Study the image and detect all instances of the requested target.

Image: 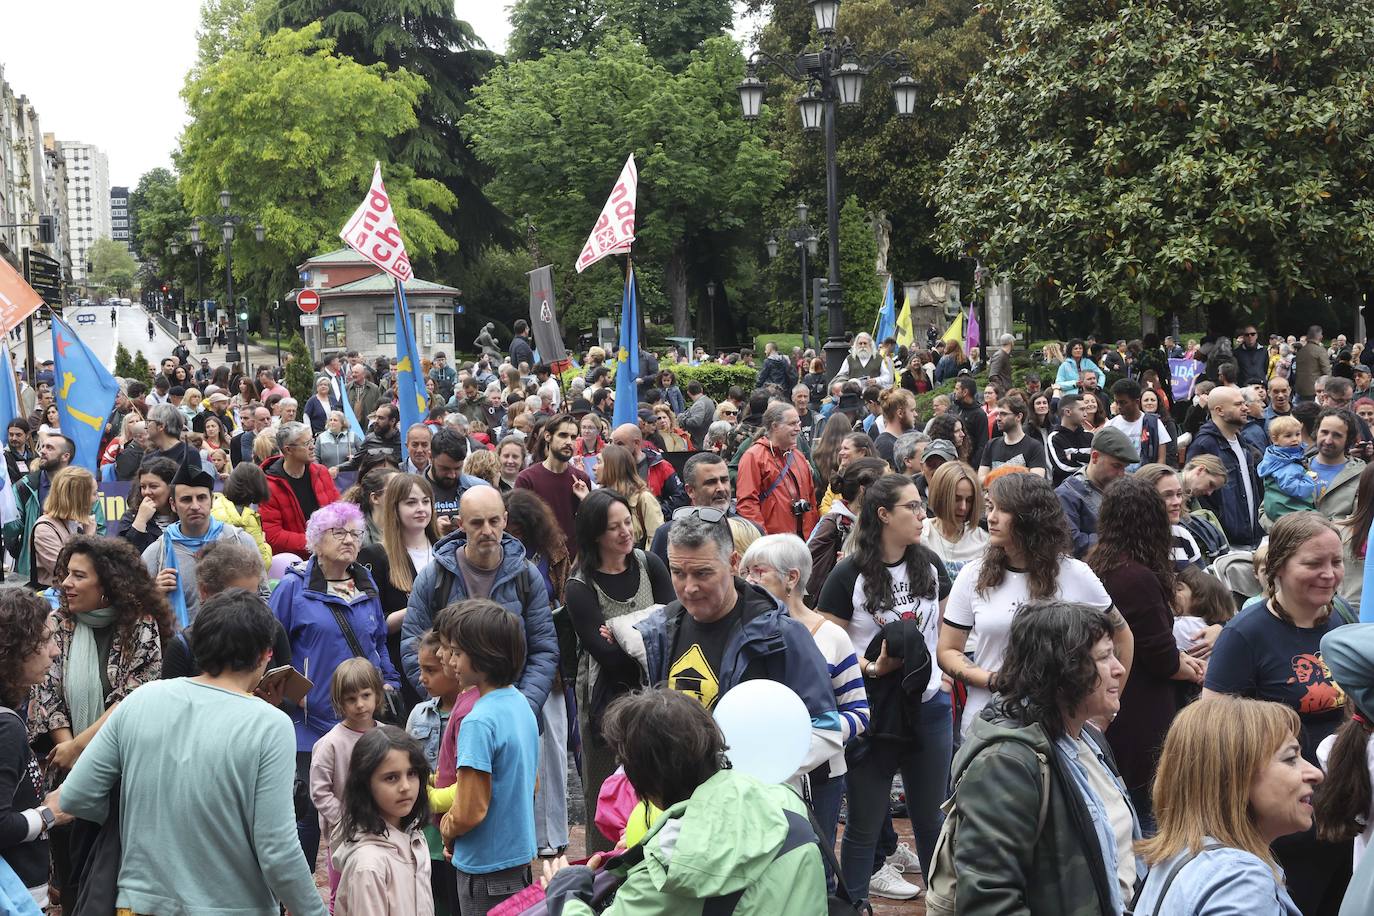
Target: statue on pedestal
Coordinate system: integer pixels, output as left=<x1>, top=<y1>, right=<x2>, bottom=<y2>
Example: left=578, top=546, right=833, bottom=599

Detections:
left=474, top=322, right=500, bottom=359
left=870, top=209, right=892, bottom=276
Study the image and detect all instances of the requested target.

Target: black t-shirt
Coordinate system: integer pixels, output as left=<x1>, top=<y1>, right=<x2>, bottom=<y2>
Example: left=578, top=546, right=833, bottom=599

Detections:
left=874, top=431, right=898, bottom=469
left=0, top=712, right=46, bottom=887
left=284, top=465, right=320, bottom=521
left=668, top=589, right=746, bottom=710
left=982, top=434, right=1047, bottom=473
left=161, top=619, right=293, bottom=679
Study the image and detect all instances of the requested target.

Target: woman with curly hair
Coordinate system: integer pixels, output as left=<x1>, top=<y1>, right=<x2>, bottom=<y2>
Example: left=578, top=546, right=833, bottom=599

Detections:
left=927, top=412, right=971, bottom=465
left=816, top=473, right=953, bottom=903
left=0, top=587, right=65, bottom=904
left=938, top=473, right=1132, bottom=738
left=1086, top=475, right=1206, bottom=829
left=29, top=536, right=172, bottom=899
left=943, top=600, right=1140, bottom=916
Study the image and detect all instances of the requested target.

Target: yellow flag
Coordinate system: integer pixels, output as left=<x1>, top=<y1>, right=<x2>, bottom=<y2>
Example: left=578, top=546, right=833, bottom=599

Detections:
left=940, top=310, right=964, bottom=343
left=895, top=292, right=915, bottom=348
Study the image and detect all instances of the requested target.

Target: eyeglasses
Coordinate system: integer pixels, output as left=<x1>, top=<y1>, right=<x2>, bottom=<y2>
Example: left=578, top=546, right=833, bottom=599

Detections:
left=896, top=500, right=926, bottom=517
left=674, top=506, right=726, bottom=523
left=327, top=528, right=364, bottom=542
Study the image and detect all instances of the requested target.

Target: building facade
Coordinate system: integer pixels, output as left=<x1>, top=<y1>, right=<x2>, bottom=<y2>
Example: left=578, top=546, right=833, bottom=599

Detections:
left=41, top=135, right=72, bottom=282
left=296, top=248, right=461, bottom=362
left=59, top=140, right=111, bottom=284
left=0, top=65, right=51, bottom=271
left=110, top=185, right=130, bottom=249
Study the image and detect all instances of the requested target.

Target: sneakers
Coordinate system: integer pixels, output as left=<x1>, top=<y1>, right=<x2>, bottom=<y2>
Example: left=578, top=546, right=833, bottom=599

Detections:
left=886, top=841, right=922, bottom=876
left=868, top=863, right=923, bottom=900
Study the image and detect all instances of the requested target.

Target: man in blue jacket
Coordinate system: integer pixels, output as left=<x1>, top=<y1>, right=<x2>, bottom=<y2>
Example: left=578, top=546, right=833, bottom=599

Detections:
left=1187, top=385, right=1264, bottom=548
left=638, top=508, right=842, bottom=778
left=400, top=485, right=557, bottom=722
left=1056, top=427, right=1138, bottom=558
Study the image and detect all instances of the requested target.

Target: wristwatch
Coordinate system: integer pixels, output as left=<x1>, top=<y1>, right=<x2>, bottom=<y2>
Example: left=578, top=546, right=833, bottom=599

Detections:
left=37, top=806, right=55, bottom=833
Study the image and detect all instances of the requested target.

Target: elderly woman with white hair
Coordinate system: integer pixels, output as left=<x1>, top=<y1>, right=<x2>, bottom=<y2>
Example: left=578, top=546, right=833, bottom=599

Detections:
left=740, top=533, right=869, bottom=857
left=834, top=332, right=894, bottom=389
left=269, top=498, right=400, bottom=874
left=314, top=410, right=358, bottom=469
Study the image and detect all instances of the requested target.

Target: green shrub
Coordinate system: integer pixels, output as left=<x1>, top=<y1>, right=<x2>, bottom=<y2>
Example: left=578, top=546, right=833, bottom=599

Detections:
left=114, top=344, right=132, bottom=379
left=128, top=350, right=154, bottom=386
left=283, top=334, right=316, bottom=405
left=559, top=360, right=758, bottom=403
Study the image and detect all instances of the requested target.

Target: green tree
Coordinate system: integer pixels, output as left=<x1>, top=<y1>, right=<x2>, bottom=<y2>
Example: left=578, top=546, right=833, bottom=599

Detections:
left=265, top=0, right=509, bottom=266
left=838, top=195, right=883, bottom=335
left=114, top=344, right=132, bottom=379
left=130, top=168, right=189, bottom=266
left=932, top=0, right=1374, bottom=333
left=283, top=334, right=316, bottom=403
left=465, top=34, right=787, bottom=336
left=129, top=351, right=155, bottom=386
left=508, top=0, right=731, bottom=70
left=176, top=23, right=457, bottom=325
left=88, top=239, right=137, bottom=297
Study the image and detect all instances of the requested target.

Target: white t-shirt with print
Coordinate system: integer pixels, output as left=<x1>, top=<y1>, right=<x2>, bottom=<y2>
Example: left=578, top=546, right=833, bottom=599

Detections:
left=943, top=554, right=1112, bottom=735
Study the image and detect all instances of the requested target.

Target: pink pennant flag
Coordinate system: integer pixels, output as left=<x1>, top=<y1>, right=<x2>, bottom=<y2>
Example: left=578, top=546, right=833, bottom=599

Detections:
left=576, top=155, right=638, bottom=273
left=340, top=162, right=414, bottom=283
left=966, top=305, right=981, bottom=353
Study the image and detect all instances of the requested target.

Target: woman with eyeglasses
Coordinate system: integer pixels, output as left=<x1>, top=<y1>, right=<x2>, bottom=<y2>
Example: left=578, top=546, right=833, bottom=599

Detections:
left=269, top=499, right=401, bottom=876
left=260, top=420, right=341, bottom=557
left=565, top=488, right=675, bottom=853
left=816, top=473, right=953, bottom=904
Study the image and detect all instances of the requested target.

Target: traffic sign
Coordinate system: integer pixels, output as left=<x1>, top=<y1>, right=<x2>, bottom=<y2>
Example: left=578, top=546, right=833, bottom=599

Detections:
left=297, top=289, right=321, bottom=313
left=299, top=313, right=319, bottom=326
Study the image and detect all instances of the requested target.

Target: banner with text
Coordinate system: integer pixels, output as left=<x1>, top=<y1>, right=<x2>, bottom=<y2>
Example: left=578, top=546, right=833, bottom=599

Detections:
left=1168, top=358, right=1205, bottom=401
left=339, top=162, right=414, bottom=282
left=576, top=155, right=638, bottom=273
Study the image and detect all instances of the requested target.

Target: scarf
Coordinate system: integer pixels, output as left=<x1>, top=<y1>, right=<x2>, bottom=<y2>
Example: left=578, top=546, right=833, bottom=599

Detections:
left=162, top=517, right=226, bottom=628
left=64, top=606, right=119, bottom=736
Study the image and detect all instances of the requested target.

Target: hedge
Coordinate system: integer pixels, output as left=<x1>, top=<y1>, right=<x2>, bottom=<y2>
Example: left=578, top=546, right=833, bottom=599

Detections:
left=560, top=361, right=758, bottom=403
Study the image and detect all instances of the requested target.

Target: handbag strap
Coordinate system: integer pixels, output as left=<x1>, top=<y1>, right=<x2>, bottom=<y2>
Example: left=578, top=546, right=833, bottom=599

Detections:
left=1127, top=843, right=1223, bottom=916
left=327, top=599, right=367, bottom=660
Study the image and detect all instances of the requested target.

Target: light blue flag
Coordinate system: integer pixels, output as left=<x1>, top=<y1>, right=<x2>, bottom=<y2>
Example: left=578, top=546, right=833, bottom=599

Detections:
left=0, top=347, right=17, bottom=437
left=52, top=316, right=119, bottom=474
left=874, top=277, right=897, bottom=344
left=335, top=368, right=366, bottom=442
left=614, top=266, right=639, bottom=428
left=393, top=281, right=427, bottom=461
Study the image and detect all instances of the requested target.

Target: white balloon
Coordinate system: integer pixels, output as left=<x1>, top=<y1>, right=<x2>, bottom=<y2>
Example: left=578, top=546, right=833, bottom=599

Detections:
left=713, top=680, right=811, bottom=785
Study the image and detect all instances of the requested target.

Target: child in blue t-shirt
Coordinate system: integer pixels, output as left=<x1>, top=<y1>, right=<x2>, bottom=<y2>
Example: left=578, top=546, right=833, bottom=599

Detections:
left=435, top=599, right=538, bottom=916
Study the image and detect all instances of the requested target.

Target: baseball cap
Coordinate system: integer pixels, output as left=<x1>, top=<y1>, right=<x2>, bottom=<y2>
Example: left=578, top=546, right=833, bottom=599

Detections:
left=1091, top=427, right=1140, bottom=464
left=923, top=440, right=959, bottom=465
left=1356, top=364, right=1371, bottom=377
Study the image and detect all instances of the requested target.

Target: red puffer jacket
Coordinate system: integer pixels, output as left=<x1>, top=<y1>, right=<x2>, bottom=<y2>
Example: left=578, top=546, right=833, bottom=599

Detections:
left=260, top=455, right=341, bottom=555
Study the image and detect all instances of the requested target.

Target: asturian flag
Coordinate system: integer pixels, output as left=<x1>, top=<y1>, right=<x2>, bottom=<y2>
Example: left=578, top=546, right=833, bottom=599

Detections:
left=52, top=316, right=120, bottom=474
left=613, top=267, right=640, bottom=428
left=392, top=287, right=428, bottom=461
left=576, top=155, right=638, bottom=273
left=874, top=277, right=897, bottom=344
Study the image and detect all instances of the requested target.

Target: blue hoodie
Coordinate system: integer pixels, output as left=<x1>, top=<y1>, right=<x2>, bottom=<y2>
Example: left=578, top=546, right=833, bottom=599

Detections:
left=270, top=557, right=400, bottom=752
left=400, top=530, right=557, bottom=723
left=1257, top=443, right=1316, bottom=504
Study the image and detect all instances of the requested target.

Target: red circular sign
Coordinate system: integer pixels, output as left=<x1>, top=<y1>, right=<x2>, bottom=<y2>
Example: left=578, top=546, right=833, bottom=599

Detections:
left=297, top=289, right=321, bottom=313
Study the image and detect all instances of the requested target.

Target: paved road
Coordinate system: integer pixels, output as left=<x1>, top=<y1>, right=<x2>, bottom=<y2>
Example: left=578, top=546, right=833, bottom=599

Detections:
left=8, top=304, right=180, bottom=373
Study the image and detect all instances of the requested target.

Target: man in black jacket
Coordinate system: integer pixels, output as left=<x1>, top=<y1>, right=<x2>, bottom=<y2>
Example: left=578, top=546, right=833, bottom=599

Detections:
left=950, top=376, right=990, bottom=467
left=1233, top=324, right=1268, bottom=386
left=510, top=319, right=535, bottom=370
left=338, top=403, right=402, bottom=473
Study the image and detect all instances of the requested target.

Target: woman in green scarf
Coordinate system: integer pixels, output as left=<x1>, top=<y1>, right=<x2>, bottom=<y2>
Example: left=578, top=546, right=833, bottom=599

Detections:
left=26, top=535, right=173, bottom=904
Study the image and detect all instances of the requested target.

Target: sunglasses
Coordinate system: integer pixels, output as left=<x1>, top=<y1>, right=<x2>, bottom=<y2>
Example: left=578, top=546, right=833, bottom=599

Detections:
left=673, top=506, right=726, bottom=523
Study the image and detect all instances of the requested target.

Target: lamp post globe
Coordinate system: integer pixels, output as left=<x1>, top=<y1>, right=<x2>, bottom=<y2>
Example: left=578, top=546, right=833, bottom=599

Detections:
left=737, top=73, right=766, bottom=121
left=835, top=62, right=865, bottom=107
left=766, top=236, right=779, bottom=260
left=891, top=74, right=920, bottom=117
left=798, top=87, right=824, bottom=132
left=811, top=0, right=839, bottom=33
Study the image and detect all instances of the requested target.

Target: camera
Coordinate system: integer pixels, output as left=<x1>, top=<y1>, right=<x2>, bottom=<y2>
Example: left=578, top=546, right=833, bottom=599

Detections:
left=791, top=499, right=813, bottom=517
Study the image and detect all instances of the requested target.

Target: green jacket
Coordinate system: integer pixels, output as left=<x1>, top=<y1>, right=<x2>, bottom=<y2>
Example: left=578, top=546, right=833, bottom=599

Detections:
left=949, top=714, right=1119, bottom=916
left=545, top=770, right=828, bottom=916
left=1316, top=456, right=1366, bottom=522
left=2, top=469, right=106, bottom=580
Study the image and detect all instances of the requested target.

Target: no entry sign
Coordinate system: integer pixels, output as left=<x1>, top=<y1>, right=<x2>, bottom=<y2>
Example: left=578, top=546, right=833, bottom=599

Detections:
left=297, top=289, right=321, bottom=313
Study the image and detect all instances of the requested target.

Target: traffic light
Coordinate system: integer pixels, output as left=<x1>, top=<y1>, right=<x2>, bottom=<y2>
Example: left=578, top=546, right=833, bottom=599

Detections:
left=38, top=215, right=56, bottom=245
left=161, top=284, right=169, bottom=294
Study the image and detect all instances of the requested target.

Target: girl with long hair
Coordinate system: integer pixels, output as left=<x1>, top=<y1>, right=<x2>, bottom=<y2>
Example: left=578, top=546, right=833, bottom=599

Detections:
left=333, top=725, right=433, bottom=916
left=806, top=456, right=887, bottom=600
left=816, top=474, right=953, bottom=904
left=1338, top=461, right=1374, bottom=613
left=201, top=414, right=232, bottom=455
left=810, top=418, right=852, bottom=506
left=922, top=460, right=990, bottom=580
left=927, top=413, right=971, bottom=465
left=934, top=339, right=967, bottom=384
left=938, top=473, right=1128, bottom=738
left=652, top=403, right=692, bottom=451
left=341, top=466, right=400, bottom=549
left=1203, top=511, right=1354, bottom=911
left=1055, top=338, right=1095, bottom=396
left=1133, top=697, right=1320, bottom=913
left=595, top=444, right=664, bottom=550
left=1317, top=624, right=1374, bottom=877
left=563, top=489, right=673, bottom=854
left=359, top=473, right=440, bottom=713
left=1086, top=475, right=1205, bottom=828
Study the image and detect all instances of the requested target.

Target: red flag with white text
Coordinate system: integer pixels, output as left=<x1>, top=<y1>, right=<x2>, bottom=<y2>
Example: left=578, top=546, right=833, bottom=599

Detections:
left=339, top=162, right=414, bottom=283
left=575, top=155, right=638, bottom=273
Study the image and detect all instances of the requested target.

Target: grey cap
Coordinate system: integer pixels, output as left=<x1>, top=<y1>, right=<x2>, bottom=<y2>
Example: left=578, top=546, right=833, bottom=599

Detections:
left=923, top=439, right=959, bottom=465
left=1091, top=426, right=1140, bottom=464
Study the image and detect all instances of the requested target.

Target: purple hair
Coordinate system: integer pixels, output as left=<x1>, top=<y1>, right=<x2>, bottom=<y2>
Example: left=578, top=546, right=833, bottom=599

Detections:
left=305, top=500, right=366, bottom=552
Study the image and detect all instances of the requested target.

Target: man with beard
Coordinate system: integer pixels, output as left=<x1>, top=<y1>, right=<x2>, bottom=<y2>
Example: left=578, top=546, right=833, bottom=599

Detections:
left=143, top=462, right=264, bottom=626
left=515, top=413, right=591, bottom=555
left=648, top=452, right=760, bottom=563
left=5, top=417, right=31, bottom=485
left=338, top=403, right=402, bottom=473
left=834, top=332, right=893, bottom=389
left=428, top=426, right=491, bottom=535
left=230, top=406, right=270, bottom=468
left=399, top=485, right=557, bottom=722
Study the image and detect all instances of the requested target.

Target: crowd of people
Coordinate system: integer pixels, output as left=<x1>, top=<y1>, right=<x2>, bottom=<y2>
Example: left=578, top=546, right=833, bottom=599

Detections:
left=2, top=318, right=1374, bottom=916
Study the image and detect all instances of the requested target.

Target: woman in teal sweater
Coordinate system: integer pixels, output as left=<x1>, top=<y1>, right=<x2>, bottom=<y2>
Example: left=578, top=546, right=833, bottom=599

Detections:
left=1056, top=339, right=1097, bottom=396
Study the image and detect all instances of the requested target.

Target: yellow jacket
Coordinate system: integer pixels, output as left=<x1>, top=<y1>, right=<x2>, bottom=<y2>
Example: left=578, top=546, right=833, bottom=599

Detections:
left=211, top=492, right=272, bottom=570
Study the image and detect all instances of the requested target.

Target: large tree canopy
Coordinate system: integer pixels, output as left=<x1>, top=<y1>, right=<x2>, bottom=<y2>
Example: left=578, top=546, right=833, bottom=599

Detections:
left=176, top=23, right=456, bottom=317
left=264, top=0, right=508, bottom=266
left=932, top=0, right=1374, bottom=330
left=508, top=0, right=732, bottom=71
left=464, top=33, right=788, bottom=336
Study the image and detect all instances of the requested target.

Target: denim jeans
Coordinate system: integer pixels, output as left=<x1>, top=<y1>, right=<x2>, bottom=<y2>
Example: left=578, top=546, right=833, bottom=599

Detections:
left=534, top=688, right=570, bottom=851
left=810, top=772, right=847, bottom=887
left=840, top=691, right=953, bottom=903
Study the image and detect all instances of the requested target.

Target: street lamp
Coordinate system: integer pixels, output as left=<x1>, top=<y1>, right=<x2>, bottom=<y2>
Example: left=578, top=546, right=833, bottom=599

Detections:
left=737, top=0, right=918, bottom=376
left=168, top=240, right=189, bottom=334
left=768, top=201, right=820, bottom=350
left=706, top=280, right=718, bottom=352
left=191, top=190, right=265, bottom=367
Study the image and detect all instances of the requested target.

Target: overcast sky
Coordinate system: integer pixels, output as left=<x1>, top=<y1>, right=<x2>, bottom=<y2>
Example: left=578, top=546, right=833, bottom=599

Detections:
left=0, top=2, right=515, bottom=188
left=0, top=3, right=760, bottom=190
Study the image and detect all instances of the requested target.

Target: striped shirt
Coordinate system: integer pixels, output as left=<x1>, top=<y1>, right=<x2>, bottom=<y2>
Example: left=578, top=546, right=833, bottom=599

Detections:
left=807, top=617, right=870, bottom=778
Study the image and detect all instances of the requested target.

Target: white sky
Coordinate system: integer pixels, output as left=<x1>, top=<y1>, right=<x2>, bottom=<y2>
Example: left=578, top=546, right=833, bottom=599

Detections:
left=0, top=2, right=759, bottom=189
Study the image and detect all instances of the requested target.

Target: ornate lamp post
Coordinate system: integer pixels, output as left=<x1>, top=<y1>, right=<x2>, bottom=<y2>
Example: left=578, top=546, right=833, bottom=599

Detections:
left=768, top=201, right=821, bottom=350
left=738, top=0, right=919, bottom=376
left=190, top=190, right=264, bottom=365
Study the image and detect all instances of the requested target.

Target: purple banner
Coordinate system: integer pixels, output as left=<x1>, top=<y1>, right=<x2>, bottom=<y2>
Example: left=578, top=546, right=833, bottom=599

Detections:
left=1168, top=358, right=1204, bottom=401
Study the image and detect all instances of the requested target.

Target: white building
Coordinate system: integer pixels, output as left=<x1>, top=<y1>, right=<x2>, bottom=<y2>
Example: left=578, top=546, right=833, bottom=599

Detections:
left=59, top=140, right=111, bottom=283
